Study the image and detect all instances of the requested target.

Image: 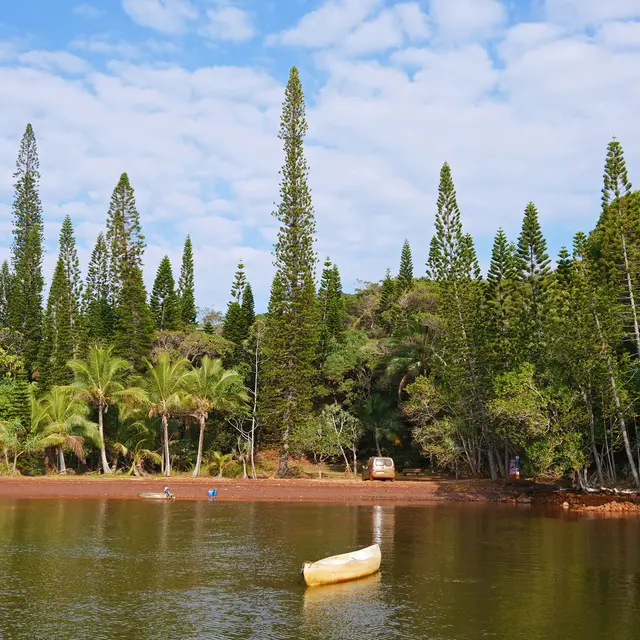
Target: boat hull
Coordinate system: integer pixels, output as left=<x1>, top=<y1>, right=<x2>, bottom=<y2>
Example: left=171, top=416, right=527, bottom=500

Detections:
left=302, top=544, right=381, bottom=587
left=137, top=492, right=174, bottom=500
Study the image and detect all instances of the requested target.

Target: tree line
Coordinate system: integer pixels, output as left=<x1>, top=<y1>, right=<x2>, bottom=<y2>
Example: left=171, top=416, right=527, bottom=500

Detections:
left=1, top=67, right=640, bottom=487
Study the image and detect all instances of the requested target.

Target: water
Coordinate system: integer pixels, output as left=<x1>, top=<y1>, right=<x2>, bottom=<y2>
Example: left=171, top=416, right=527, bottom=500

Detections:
left=1, top=499, right=639, bottom=639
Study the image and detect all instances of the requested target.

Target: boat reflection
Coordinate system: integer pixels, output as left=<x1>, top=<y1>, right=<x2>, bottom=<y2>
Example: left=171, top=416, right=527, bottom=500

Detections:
left=303, top=571, right=382, bottom=608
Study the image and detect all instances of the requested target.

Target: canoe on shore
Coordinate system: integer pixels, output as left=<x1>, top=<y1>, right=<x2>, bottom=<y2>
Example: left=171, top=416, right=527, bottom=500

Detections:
left=137, top=492, right=175, bottom=501
left=302, top=544, right=381, bottom=587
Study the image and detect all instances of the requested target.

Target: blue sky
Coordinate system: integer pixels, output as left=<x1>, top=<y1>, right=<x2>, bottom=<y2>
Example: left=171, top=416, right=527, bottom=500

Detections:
left=1, top=0, right=640, bottom=313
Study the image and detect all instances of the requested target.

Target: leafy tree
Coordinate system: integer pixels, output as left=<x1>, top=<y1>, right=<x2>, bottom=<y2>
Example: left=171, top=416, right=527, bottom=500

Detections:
left=177, top=235, right=196, bottom=328
left=139, top=353, right=191, bottom=477
left=397, top=239, right=414, bottom=292
left=355, top=393, right=398, bottom=457
left=261, top=67, right=319, bottom=476
left=7, top=124, right=44, bottom=374
left=150, top=256, right=179, bottom=331
left=291, top=412, right=344, bottom=478
left=67, top=345, right=139, bottom=474
left=82, top=232, right=113, bottom=346
left=185, top=356, right=248, bottom=477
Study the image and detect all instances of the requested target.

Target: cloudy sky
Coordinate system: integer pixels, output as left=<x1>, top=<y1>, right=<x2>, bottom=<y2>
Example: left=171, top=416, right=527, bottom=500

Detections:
left=1, top=0, right=639, bottom=312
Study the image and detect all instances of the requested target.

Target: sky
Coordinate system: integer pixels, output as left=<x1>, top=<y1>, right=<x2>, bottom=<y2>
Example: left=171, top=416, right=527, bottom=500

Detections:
left=1, top=0, right=640, bottom=314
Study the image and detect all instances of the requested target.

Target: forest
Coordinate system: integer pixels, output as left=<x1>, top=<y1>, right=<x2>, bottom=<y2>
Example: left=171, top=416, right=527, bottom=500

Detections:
left=1, top=65, right=640, bottom=488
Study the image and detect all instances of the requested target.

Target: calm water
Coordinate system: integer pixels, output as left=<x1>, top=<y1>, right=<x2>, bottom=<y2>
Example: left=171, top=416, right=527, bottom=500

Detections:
left=1, top=499, right=639, bottom=639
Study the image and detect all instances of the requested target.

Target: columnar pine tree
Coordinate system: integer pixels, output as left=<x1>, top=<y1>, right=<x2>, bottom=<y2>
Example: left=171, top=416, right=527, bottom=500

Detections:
left=38, top=216, right=82, bottom=388
left=230, top=260, right=247, bottom=304
left=515, top=202, right=551, bottom=363
left=82, top=233, right=113, bottom=346
left=378, top=268, right=396, bottom=329
left=397, top=240, right=414, bottom=292
left=598, top=138, right=640, bottom=359
left=113, top=263, right=154, bottom=370
left=8, top=124, right=44, bottom=374
left=261, top=67, right=318, bottom=476
left=318, top=258, right=346, bottom=359
left=150, top=256, right=179, bottom=331
left=485, top=228, right=518, bottom=372
left=0, top=261, right=11, bottom=327
left=177, top=235, right=196, bottom=328
left=241, top=282, right=255, bottom=327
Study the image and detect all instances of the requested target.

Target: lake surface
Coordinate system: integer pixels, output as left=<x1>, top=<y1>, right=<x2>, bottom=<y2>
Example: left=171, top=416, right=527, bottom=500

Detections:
left=1, top=499, right=639, bottom=639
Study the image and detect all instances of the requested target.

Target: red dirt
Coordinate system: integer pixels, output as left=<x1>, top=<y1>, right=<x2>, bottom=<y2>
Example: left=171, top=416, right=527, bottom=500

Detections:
left=1, top=476, right=639, bottom=514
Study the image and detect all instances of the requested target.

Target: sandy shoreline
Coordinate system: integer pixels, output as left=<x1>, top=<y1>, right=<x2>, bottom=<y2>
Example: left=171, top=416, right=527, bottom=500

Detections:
left=1, top=476, right=639, bottom=513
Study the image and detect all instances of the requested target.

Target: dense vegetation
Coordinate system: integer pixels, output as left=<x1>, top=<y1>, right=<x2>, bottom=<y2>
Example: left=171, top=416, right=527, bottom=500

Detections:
left=2, top=68, right=640, bottom=487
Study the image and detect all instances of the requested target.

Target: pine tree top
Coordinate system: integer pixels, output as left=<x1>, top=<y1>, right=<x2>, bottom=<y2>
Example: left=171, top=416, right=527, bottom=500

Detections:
left=398, top=240, right=414, bottom=292
left=231, top=260, right=247, bottom=303
left=602, top=137, right=632, bottom=211
left=517, top=202, right=551, bottom=279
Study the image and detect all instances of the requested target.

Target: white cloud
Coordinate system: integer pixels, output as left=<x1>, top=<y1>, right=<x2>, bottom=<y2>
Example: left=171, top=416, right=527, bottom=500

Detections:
left=498, top=22, right=564, bottom=62
left=17, top=50, right=90, bottom=74
left=269, top=0, right=382, bottom=48
left=545, top=0, right=640, bottom=26
left=597, top=20, right=640, bottom=48
left=70, top=35, right=177, bottom=59
left=429, top=0, right=506, bottom=42
left=342, top=3, right=429, bottom=56
left=121, top=0, right=198, bottom=34
left=73, top=3, right=104, bottom=19
left=200, top=5, right=256, bottom=42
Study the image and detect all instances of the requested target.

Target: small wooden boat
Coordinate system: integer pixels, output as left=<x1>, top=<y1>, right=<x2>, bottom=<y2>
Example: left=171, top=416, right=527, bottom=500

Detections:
left=301, top=544, right=381, bottom=587
left=137, top=490, right=175, bottom=501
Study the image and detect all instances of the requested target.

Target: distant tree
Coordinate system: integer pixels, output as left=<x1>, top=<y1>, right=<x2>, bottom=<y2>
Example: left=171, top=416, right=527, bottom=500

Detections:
left=177, top=235, right=196, bottom=328
left=241, top=282, right=255, bottom=327
left=82, top=232, right=113, bottom=346
left=0, top=261, right=11, bottom=327
left=7, top=124, right=44, bottom=374
left=150, top=256, right=179, bottom=331
left=397, top=240, right=414, bottom=292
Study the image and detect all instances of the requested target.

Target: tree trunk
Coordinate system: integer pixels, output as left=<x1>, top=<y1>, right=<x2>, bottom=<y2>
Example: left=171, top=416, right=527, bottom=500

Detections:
left=398, top=373, right=410, bottom=403
left=620, top=228, right=640, bottom=358
left=277, top=424, right=290, bottom=477
left=243, top=458, right=248, bottom=479
left=12, top=451, right=18, bottom=474
left=352, top=445, right=358, bottom=475
left=250, top=415, right=257, bottom=480
left=582, top=387, right=604, bottom=487
left=162, top=414, right=171, bottom=477
left=318, top=462, right=322, bottom=479
left=487, top=446, right=498, bottom=480
left=58, top=448, right=67, bottom=474
left=192, top=414, right=206, bottom=478
left=97, top=404, right=111, bottom=474
left=4, top=447, right=9, bottom=467
left=374, top=430, right=382, bottom=457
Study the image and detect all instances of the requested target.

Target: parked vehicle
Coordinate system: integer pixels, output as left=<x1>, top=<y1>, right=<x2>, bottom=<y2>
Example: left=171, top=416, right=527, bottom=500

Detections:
left=362, top=457, right=395, bottom=481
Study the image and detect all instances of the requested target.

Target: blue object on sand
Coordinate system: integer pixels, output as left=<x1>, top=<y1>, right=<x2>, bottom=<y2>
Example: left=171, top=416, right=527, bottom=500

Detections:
left=207, top=489, right=217, bottom=497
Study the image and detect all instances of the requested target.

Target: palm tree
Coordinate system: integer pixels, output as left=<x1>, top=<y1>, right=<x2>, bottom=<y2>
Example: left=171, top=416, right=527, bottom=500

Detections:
left=356, top=394, right=398, bottom=457
left=205, top=451, right=236, bottom=478
left=385, top=315, right=441, bottom=402
left=0, top=399, right=47, bottom=475
left=37, top=387, right=101, bottom=473
left=140, top=352, right=191, bottom=477
left=185, top=356, right=248, bottom=477
left=67, top=345, right=141, bottom=474
left=110, top=420, right=161, bottom=476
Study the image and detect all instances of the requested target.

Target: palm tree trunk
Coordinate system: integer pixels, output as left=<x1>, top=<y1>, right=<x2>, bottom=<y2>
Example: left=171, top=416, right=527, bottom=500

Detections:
left=58, top=448, right=67, bottom=474
left=4, top=448, right=9, bottom=467
left=162, top=414, right=171, bottom=477
left=374, top=430, right=382, bottom=457
left=192, top=414, right=206, bottom=478
left=98, top=404, right=111, bottom=474
left=352, top=445, right=358, bottom=475
left=13, top=451, right=18, bottom=474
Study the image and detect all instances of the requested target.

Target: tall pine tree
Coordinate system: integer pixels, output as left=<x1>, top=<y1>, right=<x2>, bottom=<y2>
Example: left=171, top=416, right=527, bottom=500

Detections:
left=241, top=282, right=255, bottom=327
left=318, top=259, right=346, bottom=358
left=38, top=216, right=82, bottom=388
left=8, top=124, right=44, bottom=374
left=230, top=260, right=247, bottom=303
left=150, top=256, right=179, bottom=331
left=397, top=240, right=414, bottom=292
left=177, top=235, right=196, bottom=328
left=82, top=232, right=113, bottom=346
left=515, top=202, right=551, bottom=364
left=0, top=261, right=11, bottom=327
left=261, top=67, right=318, bottom=476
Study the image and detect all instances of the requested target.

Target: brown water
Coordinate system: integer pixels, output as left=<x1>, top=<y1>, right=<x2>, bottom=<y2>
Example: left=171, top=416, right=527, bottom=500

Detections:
left=0, top=499, right=639, bottom=639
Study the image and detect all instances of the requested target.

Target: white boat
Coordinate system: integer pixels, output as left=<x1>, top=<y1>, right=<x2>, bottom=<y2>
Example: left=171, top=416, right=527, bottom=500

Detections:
left=301, top=544, right=381, bottom=587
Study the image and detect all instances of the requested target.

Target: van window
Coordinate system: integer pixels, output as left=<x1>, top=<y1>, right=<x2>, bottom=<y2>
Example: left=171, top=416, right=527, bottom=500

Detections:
left=374, top=458, right=394, bottom=467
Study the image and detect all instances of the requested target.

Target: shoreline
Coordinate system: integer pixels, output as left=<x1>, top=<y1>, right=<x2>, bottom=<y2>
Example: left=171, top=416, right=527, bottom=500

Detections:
left=1, top=476, right=639, bottom=513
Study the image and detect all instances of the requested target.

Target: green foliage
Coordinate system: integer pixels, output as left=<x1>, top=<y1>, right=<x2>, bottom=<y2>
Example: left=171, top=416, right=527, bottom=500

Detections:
left=398, top=239, right=414, bottom=292
left=82, top=232, right=114, bottom=346
left=241, top=282, right=255, bottom=327
left=318, top=259, right=346, bottom=359
left=261, top=67, right=319, bottom=474
left=150, top=256, right=179, bottom=331
left=7, top=124, right=44, bottom=374
left=177, top=235, right=196, bottom=328
left=0, top=261, right=11, bottom=327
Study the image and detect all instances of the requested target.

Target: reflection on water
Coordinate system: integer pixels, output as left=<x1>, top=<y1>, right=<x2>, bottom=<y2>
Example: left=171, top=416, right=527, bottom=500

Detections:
left=1, top=500, right=640, bottom=639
